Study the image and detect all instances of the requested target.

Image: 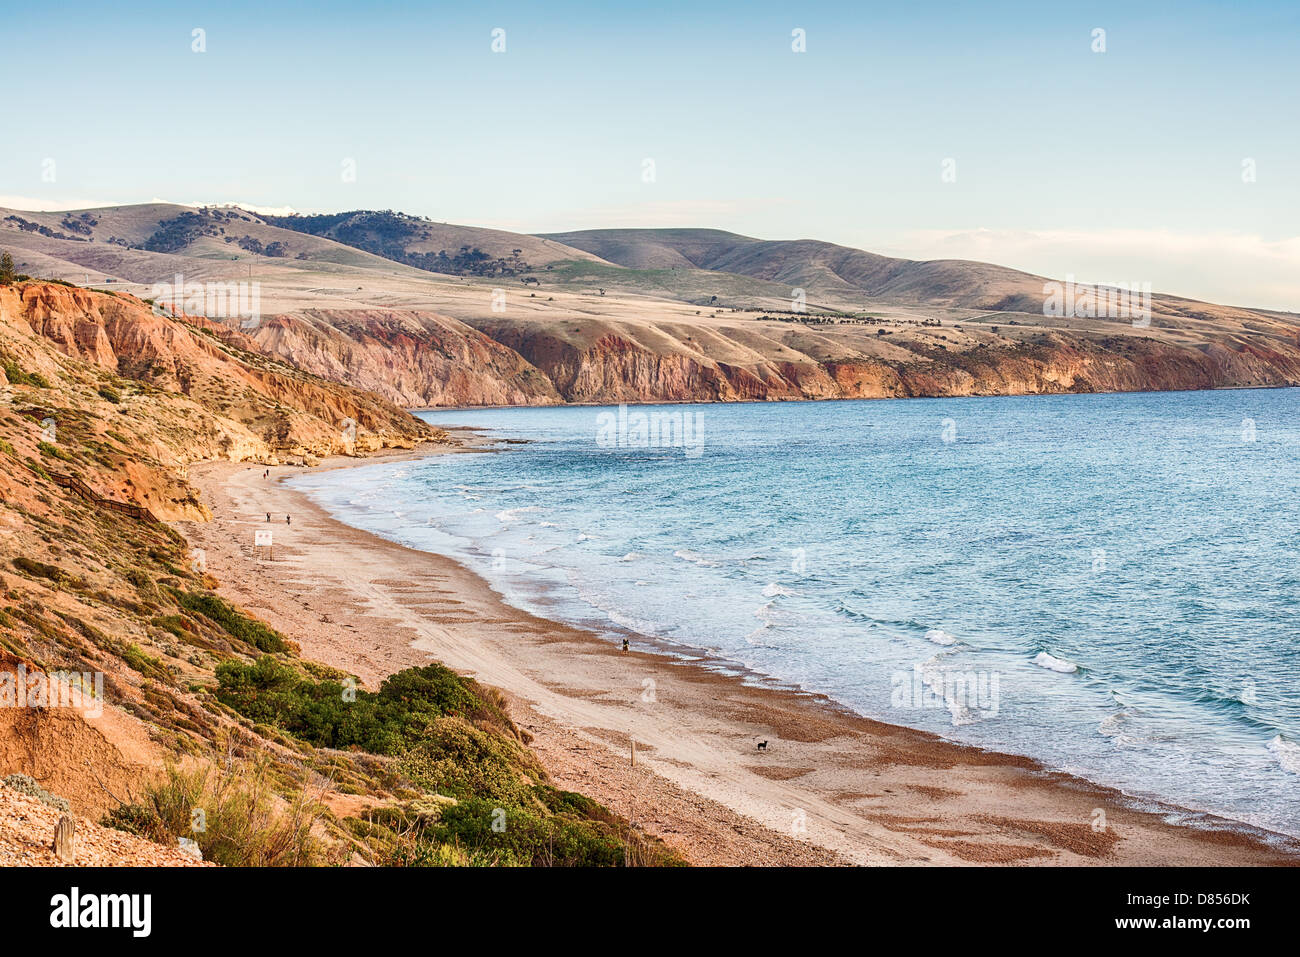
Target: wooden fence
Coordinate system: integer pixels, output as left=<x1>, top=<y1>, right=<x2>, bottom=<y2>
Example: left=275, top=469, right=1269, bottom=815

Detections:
left=49, top=471, right=162, bottom=525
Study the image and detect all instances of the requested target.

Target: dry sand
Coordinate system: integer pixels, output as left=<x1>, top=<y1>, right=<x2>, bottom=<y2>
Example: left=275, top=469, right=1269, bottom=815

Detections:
left=179, top=443, right=1300, bottom=866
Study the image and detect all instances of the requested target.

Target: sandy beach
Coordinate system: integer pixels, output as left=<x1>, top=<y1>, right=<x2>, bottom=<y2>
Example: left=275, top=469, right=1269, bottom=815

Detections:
left=179, top=440, right=1300, bottom=866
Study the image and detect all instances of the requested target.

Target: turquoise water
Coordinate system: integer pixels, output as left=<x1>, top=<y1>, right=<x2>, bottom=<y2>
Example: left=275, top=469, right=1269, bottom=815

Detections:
left=292, top=390, right=1300, bottom=837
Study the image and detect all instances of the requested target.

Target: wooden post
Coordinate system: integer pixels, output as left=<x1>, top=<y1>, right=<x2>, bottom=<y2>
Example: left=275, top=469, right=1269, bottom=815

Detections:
left=630, top=737, right=636, bottom=767
left=54, top=815, right=75, bottom=864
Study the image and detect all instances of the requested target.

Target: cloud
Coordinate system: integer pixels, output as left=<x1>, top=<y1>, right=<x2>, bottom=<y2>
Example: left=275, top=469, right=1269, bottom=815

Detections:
left=874, top=228, right=1300, bottom=313
left=0, top=195, right=122, bottom=212
left=0, top=196, right=300, bottom=218
left=167, top=199, right=300, bottom=217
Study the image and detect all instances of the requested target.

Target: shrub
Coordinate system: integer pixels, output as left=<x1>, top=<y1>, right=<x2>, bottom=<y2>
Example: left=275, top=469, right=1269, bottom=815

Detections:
left=429, top=797, right=628, bottom=867
left=121, top=643, right=167, bottom=679
left=102, top=755, right=327, bottom=866
left=214, top=659, right=511, bottom=756
left=397, top=717, right=542, bottom=806
left=380, top=838, right=504, bottom=867
left=12, top=556, right=64, bottom=582
left=150, top=615, right=194, bottom=639
left=0, top=356, right=49, bottom=388
left=2, top=773, right=71, bottom=812
left=173, top=590, right=286, bottom=653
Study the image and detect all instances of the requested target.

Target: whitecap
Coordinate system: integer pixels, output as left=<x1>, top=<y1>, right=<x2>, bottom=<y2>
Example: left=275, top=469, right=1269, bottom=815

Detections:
left=1032, top=651, right=1079, bottom=673
left=924, top=628, right=958, bottom=646
left=674, top=548, right=720, bottom=567
left=1267, top=736, right=1300, bottom=775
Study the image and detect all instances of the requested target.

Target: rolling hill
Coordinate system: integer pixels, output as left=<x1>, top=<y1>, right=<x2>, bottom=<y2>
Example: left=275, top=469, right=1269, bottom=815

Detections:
left=3, top=203, right=1299, bottom=407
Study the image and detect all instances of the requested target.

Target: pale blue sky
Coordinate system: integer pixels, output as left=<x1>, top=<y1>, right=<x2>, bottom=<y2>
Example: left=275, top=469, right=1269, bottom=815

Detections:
left=3, top=1, right=1298, bottom=308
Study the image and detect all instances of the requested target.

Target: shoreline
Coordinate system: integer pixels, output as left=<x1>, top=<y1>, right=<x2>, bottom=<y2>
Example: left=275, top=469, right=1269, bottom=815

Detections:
left=404, top=383, right=1300, bottom=414
left=180, top=443, right=1300, bottom=866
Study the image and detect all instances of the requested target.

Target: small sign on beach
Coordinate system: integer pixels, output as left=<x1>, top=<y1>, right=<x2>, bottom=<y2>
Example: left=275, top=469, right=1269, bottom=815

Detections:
left=254, top=529, right=273, bottom=560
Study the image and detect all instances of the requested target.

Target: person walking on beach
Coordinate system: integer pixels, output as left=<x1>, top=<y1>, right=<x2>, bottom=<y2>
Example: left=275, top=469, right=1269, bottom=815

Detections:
left=286, top=514, right=291, bottom=525
left=266, top=512, right=270, bottom=522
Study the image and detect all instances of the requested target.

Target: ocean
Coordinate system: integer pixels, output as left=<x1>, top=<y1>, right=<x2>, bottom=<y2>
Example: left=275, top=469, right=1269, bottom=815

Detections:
left=289, top=389, right=1300, bottom=837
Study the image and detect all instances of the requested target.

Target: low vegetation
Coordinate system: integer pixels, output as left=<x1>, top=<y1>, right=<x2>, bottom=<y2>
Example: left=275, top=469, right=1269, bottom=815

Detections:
left=172, top=590, right=288, bottom=653
left=103, top=750, right=332, bottom=866
left=214, top=657, right=681, bottom=866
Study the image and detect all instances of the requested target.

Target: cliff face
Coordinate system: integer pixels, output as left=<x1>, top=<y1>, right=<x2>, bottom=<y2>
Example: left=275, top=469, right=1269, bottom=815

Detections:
left=22, top=282, right=1296, bottom=416
left=246, top=309, right=561, bottom=408
left=466, top=322, right=1300, bottom=405
left=0, top=283, right=441, bottom=521
left=823, top=336, right=1300, bottom=399
left=2, top=284, right=434, bottom=461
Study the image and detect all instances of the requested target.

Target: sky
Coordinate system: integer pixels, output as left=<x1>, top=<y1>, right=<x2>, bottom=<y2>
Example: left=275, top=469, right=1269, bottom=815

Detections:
left=3, top=0, right=1298, bottom=309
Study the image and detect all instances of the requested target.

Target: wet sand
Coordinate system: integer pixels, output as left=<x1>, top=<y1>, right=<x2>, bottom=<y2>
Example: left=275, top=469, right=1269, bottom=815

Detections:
left=180, top=442, right=1300, bottom=866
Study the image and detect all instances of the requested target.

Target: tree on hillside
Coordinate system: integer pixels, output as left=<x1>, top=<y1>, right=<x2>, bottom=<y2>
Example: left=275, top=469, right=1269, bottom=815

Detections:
left=0, top=251, right=14, bottom=284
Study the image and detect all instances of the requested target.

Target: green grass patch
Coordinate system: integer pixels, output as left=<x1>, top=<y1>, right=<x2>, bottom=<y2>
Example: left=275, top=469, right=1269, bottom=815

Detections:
left=37, top=441, right=72, bottom=461
left=172, top=590, right=287, bottom=653
left=1, top=356, right=50, bottom=388
left=12, top=556, right=64, bottom=582
left=121, top=643, right=167, bottom=679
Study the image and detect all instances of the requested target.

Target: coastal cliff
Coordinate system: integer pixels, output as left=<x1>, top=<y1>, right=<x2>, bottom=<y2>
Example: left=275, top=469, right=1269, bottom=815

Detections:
left=246, top=306, right=1300, bottom=407
left=1, top=283, right=434, bottom=481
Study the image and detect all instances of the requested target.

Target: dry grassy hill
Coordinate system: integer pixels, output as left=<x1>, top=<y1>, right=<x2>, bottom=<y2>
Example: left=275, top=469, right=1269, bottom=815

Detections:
left=3, top=204, right=1299, bottom=408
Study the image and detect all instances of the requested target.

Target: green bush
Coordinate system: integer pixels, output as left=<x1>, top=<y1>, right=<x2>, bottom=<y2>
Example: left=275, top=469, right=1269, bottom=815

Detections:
left=398, top=717, right=542, bottom=806
left=0, top=356, right=49, bottom=388
left=429, top=798, right=629, bottom=867
left=211, top=658, right=683, bottom=867
left=214, top=658, right=510, bottom=756
left=122, top=643, right=167, bottom=679
left=150, top=614, right=194, bottom=639
left=173, top=590, right=286, bottom=653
